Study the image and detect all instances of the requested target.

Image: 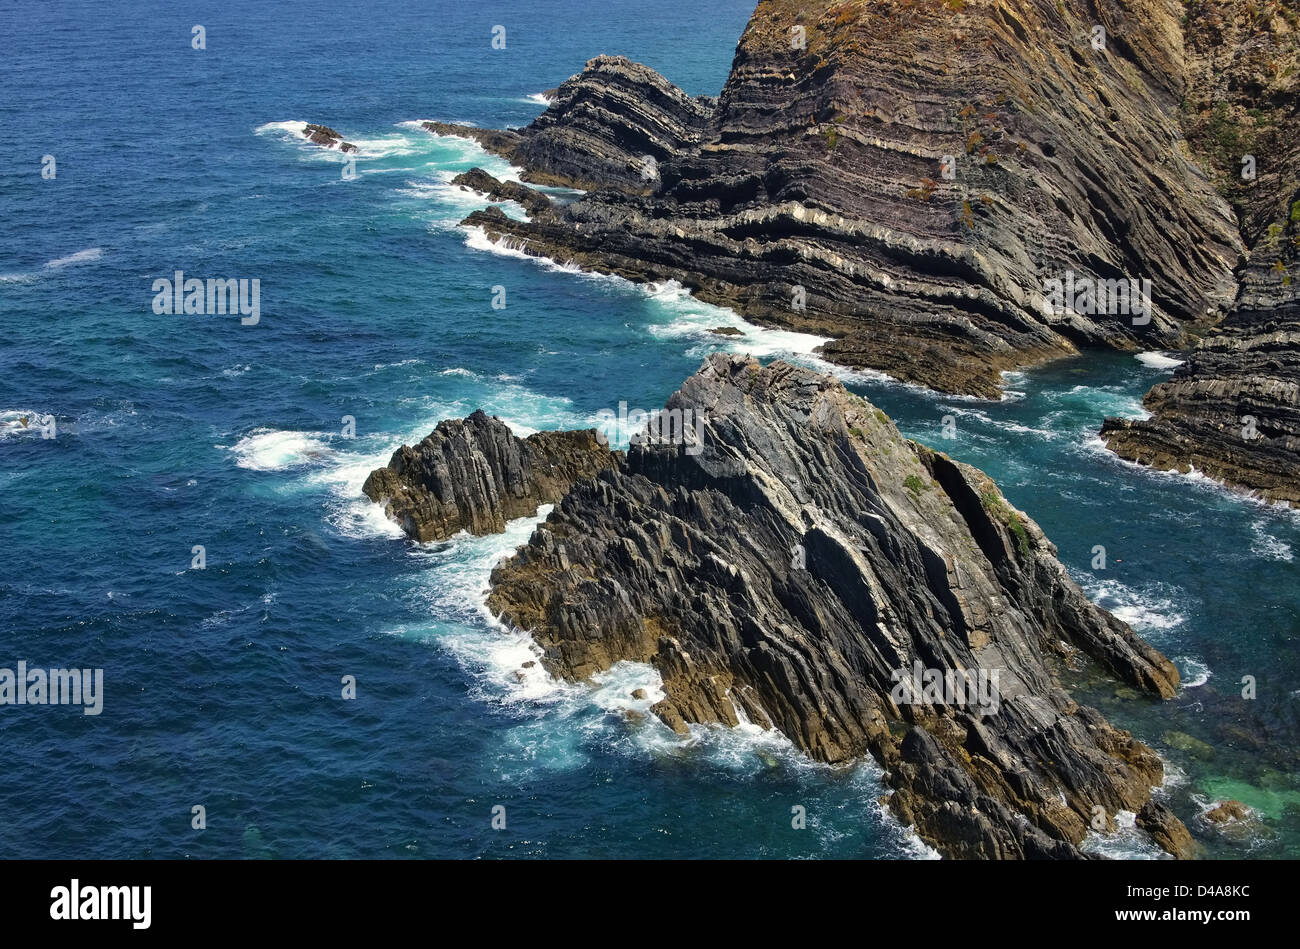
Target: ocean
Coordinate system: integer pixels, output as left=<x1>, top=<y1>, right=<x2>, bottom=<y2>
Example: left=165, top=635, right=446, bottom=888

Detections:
left=2, top=0, right=1297, bottom=859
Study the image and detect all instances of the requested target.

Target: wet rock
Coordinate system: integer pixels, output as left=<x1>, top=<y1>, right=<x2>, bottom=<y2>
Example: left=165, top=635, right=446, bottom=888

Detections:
left=450, top=168, right=553, bottom=217
left=1138, top=799, right=1197, bottom=859
left=302, top=123, right=357, bottom=153
left=1205, top=799, right=1250, bottom=823
left=1100, top=0, right=1300, bottom=506
left=455, top=2, right=1254, bottom=397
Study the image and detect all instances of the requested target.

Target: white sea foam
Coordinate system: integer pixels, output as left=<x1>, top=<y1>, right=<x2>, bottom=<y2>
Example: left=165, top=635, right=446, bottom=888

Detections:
left=1177, top=657, right=1212, bottom=689
left=1080, top=809, right=1169, bottom=859
left=1081, top=576, right=1188, bottom=634
left=643, top=280, right=830, bottom=359
left=44, top=247, right=103, bottom=269
left=463, top=229, right=833, bottom=361
left=940, top=404, right=1057, bottom=439
left=1250, top=518, right=1294, bottom=562
left=1136, top=351, right=1185, bottom=370
left=0, top=409, right=46, bottom=439
left=255, top=119, right=308, bottom=137
left=524, top=92, right=553, bottom=106
left=226, top=428, right=331, bottom=471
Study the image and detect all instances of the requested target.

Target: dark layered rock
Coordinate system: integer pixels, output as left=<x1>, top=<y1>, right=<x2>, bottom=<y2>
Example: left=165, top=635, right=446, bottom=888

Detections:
left=362, top=409, right=618, bottom=542
left=451, top=0, right=1252, bottom=396
left=424, top=56, right=716, bottom=192
left=488, top=354, right=1184, bottom=858
left=511, top=55, right=717, bottom=192
left=302, top=123, right=357, bottom=153
left=421, top=121, right=523, bottom=162
left=450, top=168, right=553, bottom=217
left=1101, top=0, right=1300, bottom=505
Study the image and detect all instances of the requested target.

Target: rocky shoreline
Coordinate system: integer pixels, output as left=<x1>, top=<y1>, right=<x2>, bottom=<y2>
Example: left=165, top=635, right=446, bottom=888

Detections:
left=362, top=0, right=1300, bottom=856
left=423, top=0, right=1298, bottom=504
left=482, top=355, right=1187, bottom=859
left=365, top=357, right=1191, bottom=858
left=362, top=410, right=617, bottom=543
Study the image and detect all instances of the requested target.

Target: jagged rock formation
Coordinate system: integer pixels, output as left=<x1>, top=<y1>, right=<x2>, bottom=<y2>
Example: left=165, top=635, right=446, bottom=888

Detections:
left=362, top=410, right=618, bottom=542
left=1101, top=0, right=1300, bottom=505
left=450, top=168, right=553, bottom=216
left=302, top=123, right=356, bottom=153
left=439, top=1, right=1252, bottom=397
left=426, top=56, right=716, bottom=192
left=488, top=354, right=1185, bottom=858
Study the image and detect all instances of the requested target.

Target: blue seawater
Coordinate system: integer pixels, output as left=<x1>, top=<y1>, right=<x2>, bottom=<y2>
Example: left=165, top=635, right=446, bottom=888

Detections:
left=1, top=0, right=1297, bottom=859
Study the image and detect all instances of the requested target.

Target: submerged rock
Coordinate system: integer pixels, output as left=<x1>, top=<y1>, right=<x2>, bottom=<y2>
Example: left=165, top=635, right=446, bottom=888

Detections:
left=362, top=409, right=618, bottom=542
left=1205, top=800, right=1251, bottom=824
left=488, top=354, right=1183, bottom=858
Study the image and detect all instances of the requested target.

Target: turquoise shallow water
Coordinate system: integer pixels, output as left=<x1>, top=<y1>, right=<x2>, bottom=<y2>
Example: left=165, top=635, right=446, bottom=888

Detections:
left=1, top=0, right=1297, bottom=859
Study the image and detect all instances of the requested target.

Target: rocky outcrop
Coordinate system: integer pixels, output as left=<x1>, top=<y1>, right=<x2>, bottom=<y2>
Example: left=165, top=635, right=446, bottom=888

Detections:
left=302, top=124, right=357, bottom=153
left=421, top=122, right=523, bottom=162
left=511, top=55, right=717, bottom=192
left=1101, top=0, right=1300, bottom=506
left=488, top=354, right=1184, bottom=858
left=424, top=56, right=716, bottom=192
left=448, top=1, right=1253, bottom=397
left=362, top=410, right=618, bottom=542
left=450, top=168, right=553, bottom=217
left=1099, top=274, right=1300, bottom=506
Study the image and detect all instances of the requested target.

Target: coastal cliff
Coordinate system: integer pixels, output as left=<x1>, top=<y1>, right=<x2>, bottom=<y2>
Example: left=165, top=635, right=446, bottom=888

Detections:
left=437, top=0, right=1249, bottom=397
left=431, top=0, right=1299, bottom=504
left=1101, top=0, right=1300, bottom=506
left=486, top=354, right=1186, bottom=859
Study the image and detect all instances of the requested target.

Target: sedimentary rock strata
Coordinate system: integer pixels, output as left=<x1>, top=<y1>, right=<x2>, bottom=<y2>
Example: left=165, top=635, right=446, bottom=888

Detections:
left=362, top=409, right=618, bottom=542
left=488, top=354, right=1185, bottom=858
left=1101, top=0, right=1300, bottom=505
left=441, top=1, right=1252, bottom=397
left=425, top=55, right=716, bottom=192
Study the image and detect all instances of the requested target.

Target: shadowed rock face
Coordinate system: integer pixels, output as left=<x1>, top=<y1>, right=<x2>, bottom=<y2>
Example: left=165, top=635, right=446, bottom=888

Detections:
left=302, top=124, right=356, bottom=153
left=1101, top=0, right=1300, bottom=506
left=442, top=0, right=1251, bottom=397
left=487, top=354, right=1184, bottom=858
left=362, top=410, right=618, bottom=542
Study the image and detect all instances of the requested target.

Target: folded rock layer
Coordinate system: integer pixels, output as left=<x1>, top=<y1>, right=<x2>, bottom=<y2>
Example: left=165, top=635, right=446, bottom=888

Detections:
left=436, top=0, right=1249, bottom=396
left=362, top=409, right=618, bottom=542
left=488, top=354, right=1185, bottom=858
left=1101, top=0, right=1300, bottom=505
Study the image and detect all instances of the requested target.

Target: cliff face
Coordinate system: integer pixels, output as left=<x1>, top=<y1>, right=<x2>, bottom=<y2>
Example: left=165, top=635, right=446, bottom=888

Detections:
left=446, top=0, right=1248, bottom=397
left=362, top=410, right=618, bottom=542
left=488, top=354, right=1186, bottom=858
left=1101, top=0, right=1300, bottom=506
